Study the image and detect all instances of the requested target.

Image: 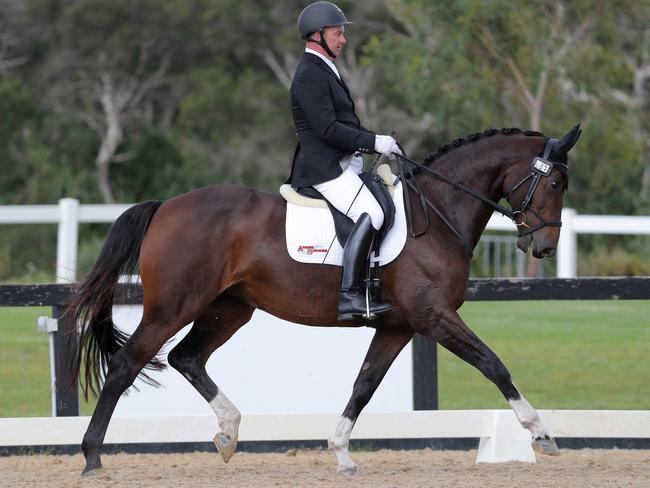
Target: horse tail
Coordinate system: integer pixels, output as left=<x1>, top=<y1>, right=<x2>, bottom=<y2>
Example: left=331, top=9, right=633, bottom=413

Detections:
left=68, top=200, right=163, bottom=399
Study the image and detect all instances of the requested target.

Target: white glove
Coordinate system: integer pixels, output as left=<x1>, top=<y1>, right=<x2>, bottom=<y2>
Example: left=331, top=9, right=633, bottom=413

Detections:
left=374, top=135, right=402, bottom=160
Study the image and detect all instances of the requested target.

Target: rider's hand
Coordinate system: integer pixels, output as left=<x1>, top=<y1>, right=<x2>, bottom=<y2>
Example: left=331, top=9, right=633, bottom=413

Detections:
left=374, top=135, right=402, bottom=160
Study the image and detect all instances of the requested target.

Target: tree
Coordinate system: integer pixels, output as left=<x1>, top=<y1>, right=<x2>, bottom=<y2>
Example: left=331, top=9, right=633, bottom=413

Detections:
left=606, top=5, right=650, bottom=209
left=0, top=0, right=29, bottom=74
left=31, top=0, right=195, bottom=202
left=475, top=1, right=595, bottom=131
left=367, top=0, right=506, bottom=152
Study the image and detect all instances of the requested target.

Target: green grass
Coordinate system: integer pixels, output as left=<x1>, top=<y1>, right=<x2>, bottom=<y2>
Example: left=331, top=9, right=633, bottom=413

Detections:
left=0, top=302, right=648, bottom=417
left=0, top=307, right=96, bottom=417
left=0, top=307, right=52, bottom=417
left=440, top=300, right=650, bottom=410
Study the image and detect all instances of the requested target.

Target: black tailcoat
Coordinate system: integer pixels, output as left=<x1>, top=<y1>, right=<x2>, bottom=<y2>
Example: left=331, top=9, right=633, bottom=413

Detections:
left=288, top=52, right=375, bottom=188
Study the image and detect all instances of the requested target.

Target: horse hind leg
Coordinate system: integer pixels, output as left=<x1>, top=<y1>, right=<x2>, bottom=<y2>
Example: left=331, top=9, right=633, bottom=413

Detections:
left=427, top=309, right=559, bottom=456
left=167, top=295, right=254, bottom=463
left=329, top=327, right=414, bottom=474
left=81, top=320, right=184, bottom=476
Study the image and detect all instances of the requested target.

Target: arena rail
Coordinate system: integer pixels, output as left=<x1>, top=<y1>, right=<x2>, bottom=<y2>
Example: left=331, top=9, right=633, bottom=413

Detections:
left=1, top=410, right=650, bottom=463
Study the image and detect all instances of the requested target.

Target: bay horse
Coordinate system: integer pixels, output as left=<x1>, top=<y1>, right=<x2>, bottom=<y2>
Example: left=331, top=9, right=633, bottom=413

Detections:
left=69, top=125, right=581, bottom=476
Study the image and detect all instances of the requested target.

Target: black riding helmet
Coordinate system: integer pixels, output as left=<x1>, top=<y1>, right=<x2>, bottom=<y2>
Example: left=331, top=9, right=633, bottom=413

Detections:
left=297, top=1, right=353, bottom=58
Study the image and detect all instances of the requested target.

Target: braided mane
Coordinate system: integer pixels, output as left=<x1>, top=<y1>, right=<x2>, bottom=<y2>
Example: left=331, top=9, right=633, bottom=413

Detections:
left=423, top=127, right=545, bottom=165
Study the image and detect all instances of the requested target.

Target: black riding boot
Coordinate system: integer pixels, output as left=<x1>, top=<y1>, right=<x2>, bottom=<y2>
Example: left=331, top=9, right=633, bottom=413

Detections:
left=338, top=213, right=393, bottom=320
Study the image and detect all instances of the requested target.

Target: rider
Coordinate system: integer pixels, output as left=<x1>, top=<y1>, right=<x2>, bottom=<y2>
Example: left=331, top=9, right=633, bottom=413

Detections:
left=288, top=1, right=400, bottom=320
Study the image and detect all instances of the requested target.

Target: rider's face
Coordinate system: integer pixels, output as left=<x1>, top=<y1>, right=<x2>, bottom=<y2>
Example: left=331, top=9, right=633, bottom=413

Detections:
left=322, top=25, right=346, bottom=57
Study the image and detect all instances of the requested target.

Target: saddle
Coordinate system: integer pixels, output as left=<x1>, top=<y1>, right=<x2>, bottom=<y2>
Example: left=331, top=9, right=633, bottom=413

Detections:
left=279, top=163, right=397, bottom=248
left=280, top=164, right=397, bottom=316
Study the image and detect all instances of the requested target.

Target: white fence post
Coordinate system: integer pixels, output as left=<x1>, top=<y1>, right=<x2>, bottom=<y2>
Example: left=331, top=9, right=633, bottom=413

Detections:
left=52, top=198, right=79, bottom=417
left=56, top=198, right=79, bottom=284
left=557, top=208, right=577, bottom=278
left=476, top=410, right=535, bottom=463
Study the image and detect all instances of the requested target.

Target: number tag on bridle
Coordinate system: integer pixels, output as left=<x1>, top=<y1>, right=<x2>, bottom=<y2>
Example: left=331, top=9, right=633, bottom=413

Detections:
left=531, top=157, right=552, bottom=176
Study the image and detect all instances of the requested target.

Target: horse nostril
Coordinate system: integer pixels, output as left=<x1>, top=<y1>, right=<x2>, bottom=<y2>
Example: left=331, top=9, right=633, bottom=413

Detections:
left=541, top=248, right=556, bottom=258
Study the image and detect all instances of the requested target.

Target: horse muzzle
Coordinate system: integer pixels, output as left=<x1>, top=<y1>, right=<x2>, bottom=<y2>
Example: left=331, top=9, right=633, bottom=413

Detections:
left=517, top=234, right=533, bottom=254
left=517, top=234, right=557, bottom=259
left=517, top=234, right=556, bottom=258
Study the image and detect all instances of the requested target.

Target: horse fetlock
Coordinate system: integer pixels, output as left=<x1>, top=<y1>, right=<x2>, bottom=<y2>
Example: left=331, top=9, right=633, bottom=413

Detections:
left=522, top=417, right=550, bottom=438
left=331, top=446, right=358, bottom=475
left=230, top=410, right=242, bottom=425
left=522, top=420, right=550, bottom=441
left=327, top=435, right=346, bottom=450
left=81, top=439, right=102, bottom=463
left=218, top=412, right=241, bottom=438
left=328, top=429, right=358, bottom=474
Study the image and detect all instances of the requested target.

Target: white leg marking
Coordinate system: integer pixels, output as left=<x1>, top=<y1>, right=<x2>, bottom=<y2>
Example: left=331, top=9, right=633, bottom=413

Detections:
left=509, top=396, right=550, bottom=438
left=510, top=395, right=561, bottom=456
left=209, top=390, right=241, bottom=463
left=328, top=416, right=358, bottom=474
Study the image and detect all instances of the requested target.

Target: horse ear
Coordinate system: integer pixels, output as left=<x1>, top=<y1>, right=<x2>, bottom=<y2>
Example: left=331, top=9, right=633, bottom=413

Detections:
left=553, top=124, right=582, bottom=156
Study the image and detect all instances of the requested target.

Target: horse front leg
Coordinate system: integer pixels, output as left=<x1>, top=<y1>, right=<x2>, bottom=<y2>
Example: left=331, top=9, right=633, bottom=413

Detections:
left=421, top=309, right=559, bottom=456
left=329, top=326, right=414, bottom=474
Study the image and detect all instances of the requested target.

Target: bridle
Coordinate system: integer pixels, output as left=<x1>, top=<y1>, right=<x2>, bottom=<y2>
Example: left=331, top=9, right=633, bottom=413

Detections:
left=504, top=138, right=568, bottom=237
left=394, top=137, right=568, bottom=254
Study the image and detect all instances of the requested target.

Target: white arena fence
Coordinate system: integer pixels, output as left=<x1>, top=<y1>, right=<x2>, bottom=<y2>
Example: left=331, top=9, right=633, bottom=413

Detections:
left=1, top=198, right=650, bottom=282
left=2, top=410, right=650, bottom=463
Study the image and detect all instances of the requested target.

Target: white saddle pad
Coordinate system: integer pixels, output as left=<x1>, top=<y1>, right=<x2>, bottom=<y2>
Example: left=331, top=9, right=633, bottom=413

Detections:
left=285, top=179, right=407, bottom=266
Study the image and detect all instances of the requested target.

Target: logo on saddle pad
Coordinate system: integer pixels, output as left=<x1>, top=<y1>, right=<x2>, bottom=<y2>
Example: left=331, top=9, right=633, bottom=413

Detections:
left=297, top=245, right=328, bottom=255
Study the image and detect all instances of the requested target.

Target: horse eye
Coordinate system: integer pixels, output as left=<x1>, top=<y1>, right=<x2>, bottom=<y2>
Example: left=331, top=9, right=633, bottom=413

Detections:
left=550, top=180, right=560, bottom=190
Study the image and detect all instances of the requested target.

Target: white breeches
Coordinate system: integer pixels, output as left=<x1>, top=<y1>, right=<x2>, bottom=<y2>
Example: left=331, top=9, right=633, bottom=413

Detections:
left=313, top=159, right=384, bottom=231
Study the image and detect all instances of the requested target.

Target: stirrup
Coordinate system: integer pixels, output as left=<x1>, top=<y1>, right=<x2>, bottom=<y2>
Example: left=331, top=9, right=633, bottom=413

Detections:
left=364, top=285, right=377, bottom=321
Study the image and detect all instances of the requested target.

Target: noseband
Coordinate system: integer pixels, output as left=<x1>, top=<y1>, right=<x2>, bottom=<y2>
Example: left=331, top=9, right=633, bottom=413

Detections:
left=394, top=137, right=568, bottom=253
left=505, top=139, right=568, bottom=237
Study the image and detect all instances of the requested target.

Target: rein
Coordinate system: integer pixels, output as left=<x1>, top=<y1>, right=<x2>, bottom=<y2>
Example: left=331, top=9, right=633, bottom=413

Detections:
left=394, top=138, right=568, bottom=253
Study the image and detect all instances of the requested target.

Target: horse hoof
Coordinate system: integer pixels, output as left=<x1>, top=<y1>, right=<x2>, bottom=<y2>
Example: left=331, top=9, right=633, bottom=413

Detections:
left=532, top=436, right=560, bottom=456
left=214, top=432, right=237, bottom=463
left=80, top=466, right=105, bottom=478
left=337, top=465, right=359, bottom=475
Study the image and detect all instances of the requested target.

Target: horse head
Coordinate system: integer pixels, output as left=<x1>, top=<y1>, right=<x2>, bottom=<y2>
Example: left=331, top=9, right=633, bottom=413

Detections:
left=505, top=124, right=582, bottom=258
